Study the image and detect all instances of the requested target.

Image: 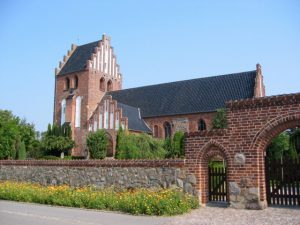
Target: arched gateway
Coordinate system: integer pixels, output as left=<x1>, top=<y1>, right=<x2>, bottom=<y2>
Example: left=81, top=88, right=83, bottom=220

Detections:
left=185, top=93, right=300, bottom=209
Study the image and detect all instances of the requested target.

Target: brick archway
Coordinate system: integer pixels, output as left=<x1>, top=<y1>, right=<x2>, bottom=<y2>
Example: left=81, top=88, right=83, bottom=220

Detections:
left=196, top=140, right=231, bottom=205
left=185, top=93, right=300, bottom=209
left=250, top=112, right=300, bottom=203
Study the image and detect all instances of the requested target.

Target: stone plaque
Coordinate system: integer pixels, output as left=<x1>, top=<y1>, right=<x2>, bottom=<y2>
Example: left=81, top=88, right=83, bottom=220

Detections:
left=172, top=118, right=189, bottom=133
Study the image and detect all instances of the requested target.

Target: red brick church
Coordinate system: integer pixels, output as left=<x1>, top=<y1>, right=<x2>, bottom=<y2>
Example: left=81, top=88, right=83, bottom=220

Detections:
left=53, top=34, right=265, bottom=157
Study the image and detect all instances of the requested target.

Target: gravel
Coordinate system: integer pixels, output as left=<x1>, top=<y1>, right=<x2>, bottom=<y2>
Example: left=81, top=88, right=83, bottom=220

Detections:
left=163, top=206, right=300, bottom=225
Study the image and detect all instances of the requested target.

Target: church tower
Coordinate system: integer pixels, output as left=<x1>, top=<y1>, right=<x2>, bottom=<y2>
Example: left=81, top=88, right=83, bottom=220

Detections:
left=53, top=34, right=122, bottom=156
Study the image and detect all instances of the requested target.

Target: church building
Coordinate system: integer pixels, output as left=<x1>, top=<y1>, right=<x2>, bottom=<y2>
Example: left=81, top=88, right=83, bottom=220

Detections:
left=53, top=34, right=265, bottom=157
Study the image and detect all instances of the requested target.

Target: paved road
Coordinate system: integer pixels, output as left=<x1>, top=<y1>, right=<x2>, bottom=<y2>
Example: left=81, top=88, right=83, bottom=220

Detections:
left=0, top=200, right=169, bottom=225
left=1, top=200, right=300, bottom=225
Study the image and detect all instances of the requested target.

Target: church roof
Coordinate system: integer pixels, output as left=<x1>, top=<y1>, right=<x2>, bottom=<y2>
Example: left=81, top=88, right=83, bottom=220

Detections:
left=117, top=103, right=152, bottom=133
left=58, top=41, right=100, bottom=75
left=108, top=71, right=257, bottom=118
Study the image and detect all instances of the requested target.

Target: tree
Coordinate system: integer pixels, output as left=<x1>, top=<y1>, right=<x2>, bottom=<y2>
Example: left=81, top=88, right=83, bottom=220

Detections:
left=41, top=123, right=75, bottom=158
left=267, top=129, right=300, bottom=161
left=172, top=131, right=185, bottom=158
left=0, top=110, right=20, bottom=159
left=18, top=119, right=36, bottom=154
left=87, top=130, right=108, bottom=159
left=0, top=110, right=38, bottom=159
left=18, top=141, right=26, bottom=160
left=212, top=108, right=227, bottom=129
left=164, top=131, right=185, bottom=158
left=289, top=128, right=300, bottom=158
left=267, top=132, right=289, bottom=160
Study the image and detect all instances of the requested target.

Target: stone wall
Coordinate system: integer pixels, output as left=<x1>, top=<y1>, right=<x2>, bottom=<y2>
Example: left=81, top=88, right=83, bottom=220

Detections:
left=0, top=160, right=197, bottom=194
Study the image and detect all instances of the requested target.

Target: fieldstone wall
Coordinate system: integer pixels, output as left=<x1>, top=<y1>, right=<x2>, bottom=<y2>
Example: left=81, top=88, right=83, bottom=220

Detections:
left=0, top=160, right=197, bottom=195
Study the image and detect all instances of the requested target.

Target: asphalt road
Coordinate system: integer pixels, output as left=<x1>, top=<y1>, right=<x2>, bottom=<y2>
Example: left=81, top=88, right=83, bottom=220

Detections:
left=0, top=200, right=170, bottom=225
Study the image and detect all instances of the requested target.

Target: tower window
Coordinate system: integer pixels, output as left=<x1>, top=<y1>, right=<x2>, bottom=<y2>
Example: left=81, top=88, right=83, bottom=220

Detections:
left=164, top=122, right=172, bottom=139
left=74, top=76, right=78, bottom=89
left=61, top=99, right=66, bottom=125
left=107, top=80, right=113, bottom=92
left=198, top=119, right=206, bottom=131
left=154, top=125, right=159, bottom=138
left=100, top=77, right=105, bottom=91
left=75, top=96, right=81, bottom=128
left=65, top=77, right=70, bottom=90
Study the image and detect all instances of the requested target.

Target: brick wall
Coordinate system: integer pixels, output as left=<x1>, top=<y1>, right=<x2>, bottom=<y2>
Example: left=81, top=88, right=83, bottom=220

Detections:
left=185, top=93, right=300, bottom=209
left=144, top=112, right=215, bottom=138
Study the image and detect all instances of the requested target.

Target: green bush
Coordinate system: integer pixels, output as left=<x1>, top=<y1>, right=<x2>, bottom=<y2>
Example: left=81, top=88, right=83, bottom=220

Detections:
left=0, top=181, right=199, bottom=216
left=212, top=108, right=227, bottom=129
left=40, top=155, right=60, bottom=160
left=166, top=131, right=184, bottom=158
left=18, top=141, right=26, bottom=160
left=71, top=156, right=85, bottom=160
left=116, top=129, right=166, bottom=159
left=87, top=129, right=108, bottom=159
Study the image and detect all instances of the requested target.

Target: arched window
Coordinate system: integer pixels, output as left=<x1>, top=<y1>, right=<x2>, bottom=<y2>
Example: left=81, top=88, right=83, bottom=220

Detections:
left=65, top=77, right=70, bottom=90
left=61, top=99, right=66, bottom=125
left=153, top=125, right=159, bottom=138
left=74, top=76, right=78, bottom=89
left=100, top=77, right=105, bottom=91
left=198, top=119, right=206, bottom=131
left=107, top=80, right=113, bottom=91
left=164, top=122, right=172, bottom=139
left=75, top=96, right=81, bottom=127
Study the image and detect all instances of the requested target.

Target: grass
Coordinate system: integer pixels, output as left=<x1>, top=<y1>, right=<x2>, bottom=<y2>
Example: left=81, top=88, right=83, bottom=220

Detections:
left=0, top=181, right=199, bottom=216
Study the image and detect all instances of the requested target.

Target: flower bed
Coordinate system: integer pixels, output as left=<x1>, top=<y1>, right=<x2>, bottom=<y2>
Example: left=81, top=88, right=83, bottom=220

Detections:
left=0, top=181, right=198, bottom=215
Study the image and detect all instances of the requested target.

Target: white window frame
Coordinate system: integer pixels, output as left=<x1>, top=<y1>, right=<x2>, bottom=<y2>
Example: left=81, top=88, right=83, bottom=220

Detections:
left=75, top=96, right=82, bottom=128
left=61, top=99, right=66, bottom=125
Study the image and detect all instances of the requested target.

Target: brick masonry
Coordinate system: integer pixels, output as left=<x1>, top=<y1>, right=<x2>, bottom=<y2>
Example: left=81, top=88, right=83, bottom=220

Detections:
left=185, top=93, right=300, bottom=209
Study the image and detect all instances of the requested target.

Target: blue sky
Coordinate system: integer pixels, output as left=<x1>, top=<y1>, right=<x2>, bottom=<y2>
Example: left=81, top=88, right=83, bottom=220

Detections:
left=0, top=0, right=299, bottom=131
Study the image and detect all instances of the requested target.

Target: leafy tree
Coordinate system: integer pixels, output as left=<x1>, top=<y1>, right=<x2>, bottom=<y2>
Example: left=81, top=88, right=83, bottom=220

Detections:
left=26, top=139, right=44, bottom=159
left=18, top=141, right=26, bottom=160
left=267, top=129, right=300, bottom=161
left=0, top=110, right=39, bottom=159
left=0, top=110, right=20, bottom=159
left=212, top=108, right=227, bottom=129
left=289, top=128, right=300, bottom=157
left=164, top=138, right=173, bottom=158
left=18, top=119, right=36, bottom=154
left=42, top=123, right=75, bottom=158
left=87, top=129, right=108, bottom=159
left=163, top=131, right=185, bottom=158
left=267, top=132, right=289, bottom=160
left=172, top=131, right=185, bottom=158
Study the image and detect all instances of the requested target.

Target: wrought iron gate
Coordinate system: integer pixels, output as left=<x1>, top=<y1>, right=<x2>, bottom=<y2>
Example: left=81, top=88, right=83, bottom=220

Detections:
left=265, top=158, right=300, bottom=206
left=208, top=167, right=227, bottom=202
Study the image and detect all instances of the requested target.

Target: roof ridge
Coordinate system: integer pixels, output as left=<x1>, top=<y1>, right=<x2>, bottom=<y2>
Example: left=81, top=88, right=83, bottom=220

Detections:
left=109, top=70, right=256, bottom=93
left=78, top=40, right=101, bottom=47
left=117, top=102, right=139, bottom=110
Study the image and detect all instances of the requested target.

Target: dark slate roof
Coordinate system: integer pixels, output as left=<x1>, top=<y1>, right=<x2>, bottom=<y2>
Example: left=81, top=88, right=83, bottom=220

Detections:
left=108, top=71, right=257, bottom=118
left=117, top=102, right=152, bottom=133
left=58, top=41, right=100, bottom=75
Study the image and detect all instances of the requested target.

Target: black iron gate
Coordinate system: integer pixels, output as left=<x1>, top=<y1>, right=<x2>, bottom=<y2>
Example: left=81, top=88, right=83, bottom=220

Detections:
left=208, top=167, right=227, bottom=202
left=265, top=158, right=300, bottom=206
